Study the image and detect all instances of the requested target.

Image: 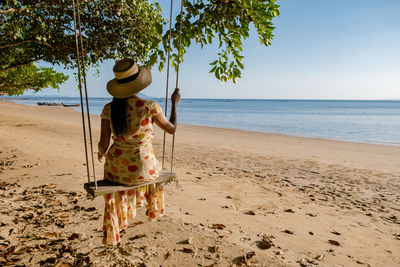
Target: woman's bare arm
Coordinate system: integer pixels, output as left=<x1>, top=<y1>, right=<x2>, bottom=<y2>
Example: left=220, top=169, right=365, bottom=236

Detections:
left=98, top=118, right=111, bottom=162
left=153, top=88, right=180, bottom=134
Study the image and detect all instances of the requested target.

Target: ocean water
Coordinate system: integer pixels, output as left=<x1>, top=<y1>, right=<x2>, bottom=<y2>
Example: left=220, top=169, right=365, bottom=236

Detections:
left=3, top=96, right=400, bottom=146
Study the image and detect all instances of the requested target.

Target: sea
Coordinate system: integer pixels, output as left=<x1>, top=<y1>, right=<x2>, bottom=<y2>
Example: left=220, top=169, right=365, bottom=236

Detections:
left=3, top=96, right=400, bottom=146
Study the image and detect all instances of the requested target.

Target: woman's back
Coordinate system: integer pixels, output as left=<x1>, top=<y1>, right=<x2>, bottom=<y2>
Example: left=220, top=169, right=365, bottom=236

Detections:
left=101, top=97, right=162, bottom=185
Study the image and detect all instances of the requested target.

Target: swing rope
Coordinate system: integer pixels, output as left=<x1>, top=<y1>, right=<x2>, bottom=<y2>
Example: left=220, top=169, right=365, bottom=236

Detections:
left=170, top=0, right=185, bottom=172
left=75, top=0, right=97, bottom=185
left=161, top=0, right=174, bottom=169
left=161, top=0, right=184, bottom=172
left=73, top=0, right=184, bottom=190
left=71, top=0, right=91, bottom=185
left=72, top=0, right=97, bottom=189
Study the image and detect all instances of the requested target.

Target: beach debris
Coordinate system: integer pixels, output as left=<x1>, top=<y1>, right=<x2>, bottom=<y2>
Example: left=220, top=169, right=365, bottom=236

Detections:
left=212, top=224, right=225, bottom=230
left=283, top=229, right=294, bottom=235
left=39, top=256, right=58, bottom=265
left=43, top=232, right=61, bottom=239
left=68, top=233, right=80, bottom=240
left=284, top=208, right=295, bottom=213
left=165, top=251, right=173, bottom=259
left=198, top=198, right=206, bottom=201
left=309, top=231, right=314, bottom=235
left=179, top=236, right=194, bottom=245
left=128, top=234, right=146, bottom=241
left=84, top=207, right=96, bottom=212
left=0, top=160, right=13, bottom=167
left=246, top=251, right=256, bottom=259
left=182, top=247, right=194, bottom=253
left=208, top=246, right=219, bottom=253
left=245, top=210, right=255, bottom=215
left=226, top=195, right=232, bottom=199
left=305, top=213, right=317, bottom=217
left=331, top=230, right=341, bottom=236
left=328, top=240, right=341, bottom=246
left=129, top=221, right=144, bottom=227
left=257, top=238, right=274, bottom=250
left=314, top=254, right=325, bottom=261
left=385, top=215, right=400, bottom=224
left=256, top=234, right=275, bottom=250
left=236, top=251, right=256, bottom=265
left=298, top=258, right=308, bottom=267
left=22, top=164, right=33, bottom=168
left=55, top=219, right=66, bottom=228
left=297, top=257, right=317, bottom=267
left=393, top=233, right=400, bottom=240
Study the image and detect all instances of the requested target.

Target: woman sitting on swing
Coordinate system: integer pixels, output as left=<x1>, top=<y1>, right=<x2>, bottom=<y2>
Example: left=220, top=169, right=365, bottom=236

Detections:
left=97, top=58, right=180, bottom=245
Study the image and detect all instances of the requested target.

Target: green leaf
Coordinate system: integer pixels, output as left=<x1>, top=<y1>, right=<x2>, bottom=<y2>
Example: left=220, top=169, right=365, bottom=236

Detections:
left=209, top=65, right=217, bottom=73
left=158, top=61, right=165, bottom=72
left=210, top=60, right=218, bottom=66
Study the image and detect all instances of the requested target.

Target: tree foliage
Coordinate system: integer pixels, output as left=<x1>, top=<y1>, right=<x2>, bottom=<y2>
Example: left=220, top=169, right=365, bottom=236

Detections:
left=0, top=63, right=68, bottom=95
left=165, top=0, right=280, bottom=83
left=0, top=0, right=279, bottom=95
left=0, top=0, right=164, bottom=71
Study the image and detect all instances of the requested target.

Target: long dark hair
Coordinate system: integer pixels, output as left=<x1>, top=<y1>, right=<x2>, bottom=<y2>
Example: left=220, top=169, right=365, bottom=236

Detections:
left=111, top=97, right=128, bottom=136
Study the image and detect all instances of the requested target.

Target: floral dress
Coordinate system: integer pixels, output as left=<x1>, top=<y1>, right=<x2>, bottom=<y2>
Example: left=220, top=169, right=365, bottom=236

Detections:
left=100, top=97, right=166, bottom=245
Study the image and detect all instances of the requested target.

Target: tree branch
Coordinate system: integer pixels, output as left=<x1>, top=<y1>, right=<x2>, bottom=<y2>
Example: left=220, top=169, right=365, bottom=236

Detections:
left=0, top=8, right=27, bottom=15
left=0, top=39, right=35, bottom=49
left=0, top=57, right=45, bottom=72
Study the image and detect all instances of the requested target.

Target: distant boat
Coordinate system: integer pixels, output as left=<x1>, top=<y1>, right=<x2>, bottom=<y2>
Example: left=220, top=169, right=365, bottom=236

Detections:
left=62, top=103, right=80, bottom=107
left=37, top=102, right=62, bottom=106
left=37, top=102, right=80, bottom=107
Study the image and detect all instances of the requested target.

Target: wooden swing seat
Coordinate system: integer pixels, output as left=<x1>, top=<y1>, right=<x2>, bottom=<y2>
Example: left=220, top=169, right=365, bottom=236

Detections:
left=84, top=169, right=176, bottom=197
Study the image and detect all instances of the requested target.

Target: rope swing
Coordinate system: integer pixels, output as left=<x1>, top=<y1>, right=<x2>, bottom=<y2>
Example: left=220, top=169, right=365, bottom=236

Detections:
left=72, top=0, right=184, bottom=197
left=162, top=0, right=184, bottom=173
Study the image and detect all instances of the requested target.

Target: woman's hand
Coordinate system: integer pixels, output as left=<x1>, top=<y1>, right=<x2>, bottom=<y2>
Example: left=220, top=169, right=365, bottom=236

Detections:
left=171, top=88, right=180, bottom=104
left=98, top=152, right=104, bottom=162
left=154, top=88, right=180, bottom=134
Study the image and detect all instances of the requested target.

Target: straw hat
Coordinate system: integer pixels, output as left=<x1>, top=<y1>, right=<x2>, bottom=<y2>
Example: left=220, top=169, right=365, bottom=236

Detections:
left=107, top=58, right=152, bottom=98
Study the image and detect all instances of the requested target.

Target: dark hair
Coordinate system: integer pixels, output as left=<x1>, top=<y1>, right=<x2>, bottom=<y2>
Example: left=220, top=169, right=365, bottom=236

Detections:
left=111, top=98, right=128, bottom=136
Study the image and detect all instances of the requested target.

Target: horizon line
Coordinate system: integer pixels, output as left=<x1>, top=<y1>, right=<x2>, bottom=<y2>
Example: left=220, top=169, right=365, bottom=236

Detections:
left=2, top=95, right=399, bottom=101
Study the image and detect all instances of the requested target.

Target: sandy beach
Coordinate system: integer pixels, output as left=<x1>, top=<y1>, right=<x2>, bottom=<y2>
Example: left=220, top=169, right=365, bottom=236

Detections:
left=0, top=100, right=399, bottom=266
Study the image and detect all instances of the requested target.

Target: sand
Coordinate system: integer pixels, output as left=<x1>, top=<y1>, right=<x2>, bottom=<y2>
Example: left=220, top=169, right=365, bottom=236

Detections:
left=0, top=100, right=399, bottom=266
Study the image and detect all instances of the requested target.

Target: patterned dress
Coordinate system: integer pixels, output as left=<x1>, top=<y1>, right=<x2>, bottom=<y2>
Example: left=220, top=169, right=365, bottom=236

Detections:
left=100, top=97, right=165, bottom=245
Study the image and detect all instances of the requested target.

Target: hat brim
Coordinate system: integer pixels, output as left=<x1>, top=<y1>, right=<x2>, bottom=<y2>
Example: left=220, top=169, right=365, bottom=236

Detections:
left=107, top=66, right=152, bottom=98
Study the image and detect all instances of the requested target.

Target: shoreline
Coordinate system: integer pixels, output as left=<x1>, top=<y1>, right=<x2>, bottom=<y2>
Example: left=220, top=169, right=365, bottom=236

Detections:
left=1, top=100, right=399, bottom=266
left=3, top=99, right=400, bottom=148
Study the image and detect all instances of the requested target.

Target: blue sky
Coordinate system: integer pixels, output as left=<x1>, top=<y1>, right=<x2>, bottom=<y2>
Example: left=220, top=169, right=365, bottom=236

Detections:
left=30, top=0, right=400, bottom=99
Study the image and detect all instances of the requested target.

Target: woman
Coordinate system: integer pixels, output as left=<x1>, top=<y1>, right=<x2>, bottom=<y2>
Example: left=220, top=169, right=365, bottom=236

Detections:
left=97, top=58, right=180, bottom=245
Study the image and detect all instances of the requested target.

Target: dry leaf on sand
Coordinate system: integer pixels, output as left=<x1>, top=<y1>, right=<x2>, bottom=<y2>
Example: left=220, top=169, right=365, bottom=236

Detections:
left=212, top=224, right=225, bottom=230
left=68, top=233, right=80, bottom=240
left=245, top=210, right=256, bottom=215
left=128, top=234, right=146, bottom=240
left=182, top=247, right=194, bottom=253
left=328, top=240, right=341, bottom=246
